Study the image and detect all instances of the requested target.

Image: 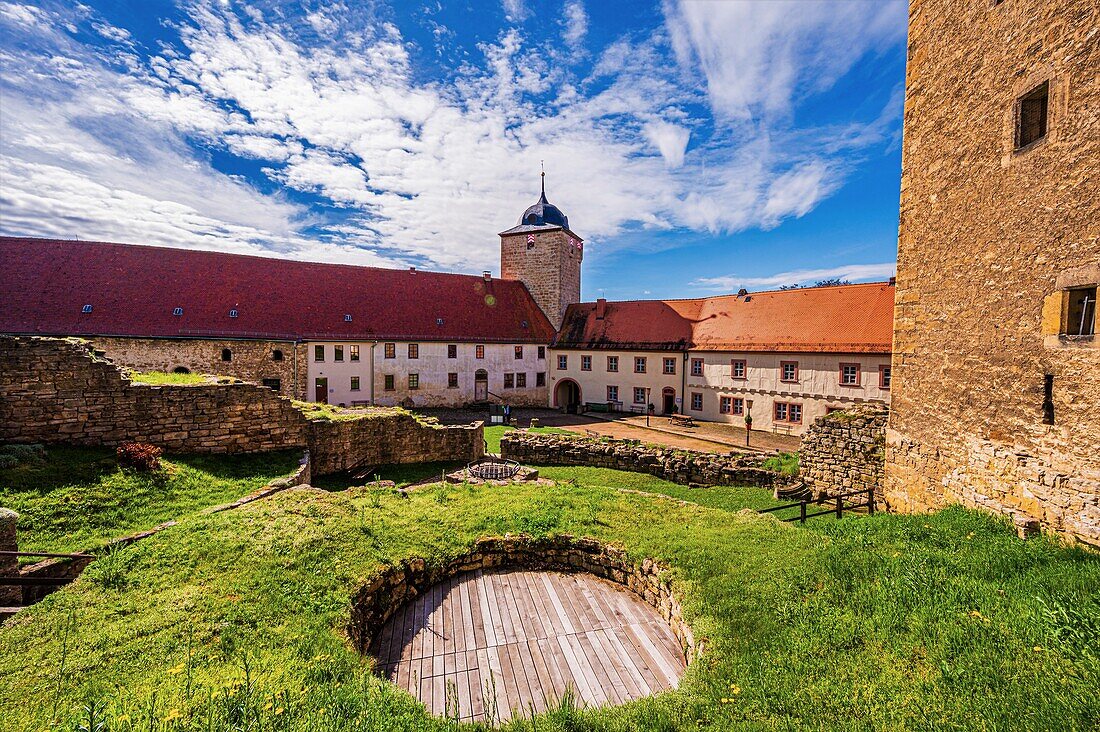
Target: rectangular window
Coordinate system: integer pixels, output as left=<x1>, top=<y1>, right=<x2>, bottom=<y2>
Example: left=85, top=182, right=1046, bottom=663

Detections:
left=384, top=374, right=395, bottom=391
left=788, top=404, right=803, bottom=423
left=840, top=363, right=861, bottom=386
left=664, top=358, right=678, bottom=375
left=720, top=396, right=732, bottom=414
left=314, top=345, right=325, bottom=362
left=334, top=345, right=344, bottom=362
left=448, top=344, right=457, bottom=359
left=558, top=354, right=568, bottom=370
left=690, top=392, right=702, bottom=411
left=349, top=345, right=360, bottom=362
left=408, top=373, right=419, bottom=390
left=731, top=359, right=746, bottom=379
left=448, top=372, right=459, bottom=388
left=733, top=397, right=744, bottom=416
left=581, top=355, right=592, bottom=371
left=475, top=345, right=485, bottom=359
left=607, top=356, right=618, bottom=372
left=1065, top=287, right=1096, bottom=336
left=774, top=402, right=788, bottom=422
left=408, top=343, right=419, bottom=359
left=690, top=358, right=703, bottom=376
left=537, top=346, right=546, bottom=359
left=607, top=385, right=619, bottom=402
left=515, top=346, right=523, bottom=359
left=1016, top=81, right=1049, bottom=150
left=384, top=343, right=396, bottom=359
left=880, top=365, right=892, bottom=390
left=261, top=378, right=281, bottom=392
left=350, top=376, right=360, bottom=391
left=780, top=361, right=798, bottom=383
left=516, top=372, right=526, bottom=388
left=633, top=387, right=647, bottom=404
left=634, top=356, right=646, bottom=373
left=535, top=372, right=546, bottom=387
left=504, top=373, right=515, bottom=389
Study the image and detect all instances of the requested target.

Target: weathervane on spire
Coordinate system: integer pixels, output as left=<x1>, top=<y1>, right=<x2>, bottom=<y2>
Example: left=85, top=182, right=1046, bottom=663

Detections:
left=540, top=160, right=545, bottom=196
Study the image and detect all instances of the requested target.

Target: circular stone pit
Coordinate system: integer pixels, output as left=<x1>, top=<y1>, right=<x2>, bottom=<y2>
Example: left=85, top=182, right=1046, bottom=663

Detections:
left=348, top=535, right=699, bottom=723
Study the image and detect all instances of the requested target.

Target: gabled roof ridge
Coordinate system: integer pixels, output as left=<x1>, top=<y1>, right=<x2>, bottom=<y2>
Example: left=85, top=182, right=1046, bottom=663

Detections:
left=570, top=280, right=894, bottom=308
left=0, top=235, right=504, bottom=284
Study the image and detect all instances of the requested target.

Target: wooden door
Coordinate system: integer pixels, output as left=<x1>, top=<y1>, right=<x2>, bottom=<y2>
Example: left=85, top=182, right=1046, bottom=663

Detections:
left=315, top=378, right=328, bottom=404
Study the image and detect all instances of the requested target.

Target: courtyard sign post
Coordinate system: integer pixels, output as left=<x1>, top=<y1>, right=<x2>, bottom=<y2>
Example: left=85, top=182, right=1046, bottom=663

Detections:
left=745, top=399, right=754, bottom=447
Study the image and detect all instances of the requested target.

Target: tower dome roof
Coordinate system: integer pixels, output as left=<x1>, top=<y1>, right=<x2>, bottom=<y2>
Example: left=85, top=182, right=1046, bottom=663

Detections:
left=518, top=173, right=569, bottom=229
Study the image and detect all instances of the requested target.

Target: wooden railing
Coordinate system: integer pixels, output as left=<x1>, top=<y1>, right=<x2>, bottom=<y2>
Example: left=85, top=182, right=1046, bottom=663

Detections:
left=756, top=487, right=876, bottom=523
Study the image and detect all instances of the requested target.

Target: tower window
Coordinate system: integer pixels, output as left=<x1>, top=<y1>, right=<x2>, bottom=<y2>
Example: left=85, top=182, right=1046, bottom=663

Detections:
left=81, top=304, right=93, bottom=313
left=272, top=349, right=284, bottom=361
left=344, top=314, right=353, bottom=322
left=1016, top=81, right=1049, bottom=150
left=221, top=348, right=232, bottom=362
left=1064, top=287, right=1096, bottom=336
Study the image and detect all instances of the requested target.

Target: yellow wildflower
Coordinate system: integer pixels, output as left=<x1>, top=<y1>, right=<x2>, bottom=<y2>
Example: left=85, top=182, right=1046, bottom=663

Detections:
left=117, top=714, right=131, bottom=723
left=1033, top=646, right=1044, bottom=652
left=167, top=663, right=186, bottom=675
left=164, top=708, right=182, bottom=723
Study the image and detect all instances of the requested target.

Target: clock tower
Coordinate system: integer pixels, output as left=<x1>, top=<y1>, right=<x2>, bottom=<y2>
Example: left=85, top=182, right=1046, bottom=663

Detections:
left=499, top=172, right=582, bottom=330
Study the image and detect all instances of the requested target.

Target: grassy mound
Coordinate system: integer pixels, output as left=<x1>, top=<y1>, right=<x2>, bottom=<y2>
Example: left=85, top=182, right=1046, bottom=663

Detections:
left=0, top=446, right=302, bottom=554
left=0, top=466, right=1096, bottom=731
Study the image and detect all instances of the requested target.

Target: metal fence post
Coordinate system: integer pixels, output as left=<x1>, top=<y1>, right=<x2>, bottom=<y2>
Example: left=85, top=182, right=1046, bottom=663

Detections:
left=800, top=500, right=807, bottom=524
left=868, top=488, right=875, bottom=515
left=835, top=495, right=843, bottom=519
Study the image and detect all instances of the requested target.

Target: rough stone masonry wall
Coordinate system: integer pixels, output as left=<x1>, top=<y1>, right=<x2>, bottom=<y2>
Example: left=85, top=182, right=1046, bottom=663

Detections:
left=500, top=432, right=784, bottom=489
left=0, top=509, right=19, bottom=607
left=348, top=534, right=699, bottom=663
left=0, top=337, right=483, bottom=474
left=800, top=405, right=887, bottom=501
left=886, top=0, right=1099, bottom=546
left=0, top=337, right=307, bottom=454
left=308, top=415, right=483, bottom=475
left=93, top=336, right=308, bottom=400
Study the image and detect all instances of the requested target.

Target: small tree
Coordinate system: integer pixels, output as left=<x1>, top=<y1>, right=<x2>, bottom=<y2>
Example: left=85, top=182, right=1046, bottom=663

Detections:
left=116, top=442, right=163, bottom=472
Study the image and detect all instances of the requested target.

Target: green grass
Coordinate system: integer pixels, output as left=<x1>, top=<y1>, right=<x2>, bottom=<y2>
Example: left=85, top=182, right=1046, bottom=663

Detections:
left=0, top=462, right=1096, bottom=732
left=126, top=370, right=220, bottom=386
left=483, top=425, right=574, bottom=453
left=762, top=451, right=800, bottom=476
left=0, top=446, right=301, bottom=554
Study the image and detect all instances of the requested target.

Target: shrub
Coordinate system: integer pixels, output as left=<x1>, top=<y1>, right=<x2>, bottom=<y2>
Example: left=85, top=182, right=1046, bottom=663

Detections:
left=115, top=443, right=163, bottom=472
left=0, top=443, right=47, bottom=468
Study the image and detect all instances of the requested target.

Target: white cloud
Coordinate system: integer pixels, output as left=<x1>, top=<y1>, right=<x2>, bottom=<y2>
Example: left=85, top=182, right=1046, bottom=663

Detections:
left=663, top=0, right=906, bottom=121
left=0, top=1, right=905, bottom=275
left=502, top=0, right=528, bottom=22
left=643, top=120, right=690, bottom=168
left=562, top=1, right=588, bottom=49
left=693, top=262, right=897, bottom=291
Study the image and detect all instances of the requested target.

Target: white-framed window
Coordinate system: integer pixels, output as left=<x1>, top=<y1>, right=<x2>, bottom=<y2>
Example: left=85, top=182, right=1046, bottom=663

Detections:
left=633, top=387, right=647, bottom=404
left=607, top=356, right=618, bottom=372
left=690, top=392, right=702, bottom=411
left=840, top=363, right=861, bottom=386
left=634, top=357, right=646, bottom=373
left=720, top=396, right=732, bottom=414
left=664, top=358, right=677, bottom=375
left=557, top=354, right=568, bottom=370
left=581, top=355, right=592, bottom=371
left=731, top=359, right=746, bottom=379
left=780, top=361, right=798, bottom=382
left=880, top=365, right=892, bottom=390
left=732, top=397, right=744, bottom=416
left=690, top=358, right=703, bottom=376
left=607, top=385, right=618, bottom=402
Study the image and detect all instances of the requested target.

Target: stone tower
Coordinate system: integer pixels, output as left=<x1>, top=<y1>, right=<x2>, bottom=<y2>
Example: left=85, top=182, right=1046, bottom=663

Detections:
left=884, top=0, right=1099, bottom=545
left=499, top=173, right=582, bottom=330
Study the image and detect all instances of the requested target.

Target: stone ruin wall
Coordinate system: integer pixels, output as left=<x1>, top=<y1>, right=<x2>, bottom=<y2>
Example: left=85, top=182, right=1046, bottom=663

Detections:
left=348, top=534, right=699, bottom=664
left=799, top=405, right=887, bottom=502
left=499, top=432, right=784, bottom=489
left=886, top=0, right=1099, bottom=547
left=92, top=336, right=308, bottom=400
left=0, top=337, right=483, bottom=476
left=0, top=336, right=307, bottom=454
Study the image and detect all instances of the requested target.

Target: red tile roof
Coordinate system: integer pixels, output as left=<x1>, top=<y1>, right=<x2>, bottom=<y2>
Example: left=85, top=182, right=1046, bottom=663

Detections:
left=0, top=237, right=555, bottom=343
left=555, top=282, right=895, bottom=353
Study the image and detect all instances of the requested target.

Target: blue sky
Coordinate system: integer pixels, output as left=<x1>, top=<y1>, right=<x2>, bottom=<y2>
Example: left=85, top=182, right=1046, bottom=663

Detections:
left=0, top=0, right=907, bottom=300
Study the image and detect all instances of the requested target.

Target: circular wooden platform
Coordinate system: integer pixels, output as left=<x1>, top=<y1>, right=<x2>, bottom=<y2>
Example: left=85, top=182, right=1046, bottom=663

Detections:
left=370, top=568, right=687, bottom=723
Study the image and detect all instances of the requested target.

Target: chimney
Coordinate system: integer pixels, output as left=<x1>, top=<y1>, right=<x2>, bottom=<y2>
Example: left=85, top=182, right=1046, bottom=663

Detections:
left=483, top=270, right=492, bottom=281
left=737, top=288, right=749, bottom=297
left=888, top=276, right=897, bottom=286
left=595, top=298, right=607, bottom=320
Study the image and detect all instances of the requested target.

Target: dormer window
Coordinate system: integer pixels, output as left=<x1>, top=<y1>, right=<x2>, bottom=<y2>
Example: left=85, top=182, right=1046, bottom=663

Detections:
left=526, top=214, right=537, bottom=225
left=172, top=307, right=183, bottom=316
left=81, top=304, right=93, bottom=313
left=436, top=318, right=444, bottom=326
left=229, top=309, right=238, bottom=318
left=344, top=314, right=352, bottom=322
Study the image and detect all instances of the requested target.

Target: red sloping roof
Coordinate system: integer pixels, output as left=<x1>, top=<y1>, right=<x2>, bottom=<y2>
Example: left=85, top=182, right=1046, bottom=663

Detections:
left=0, top=237, right=555, bottom=343
left=555, top=299, right=697, bottom=350
left=689, top=283, right=895, bottom=352
left=554, top=282, right=895, bottom=353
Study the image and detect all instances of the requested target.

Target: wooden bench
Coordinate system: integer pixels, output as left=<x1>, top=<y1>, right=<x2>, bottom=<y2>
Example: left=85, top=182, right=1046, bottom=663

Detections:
left=629, top=405, right=645, bottom=414
left=585, top=402, right=610, bottom=413
left=772, top=424, right=793, bottom=436
left=668, top=415, right=696, bottom=428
